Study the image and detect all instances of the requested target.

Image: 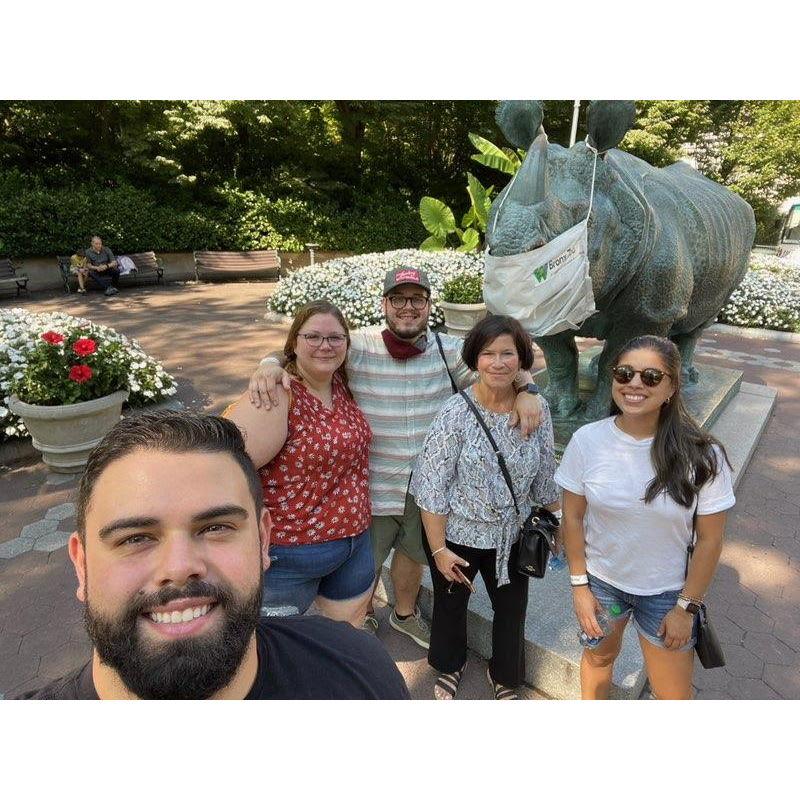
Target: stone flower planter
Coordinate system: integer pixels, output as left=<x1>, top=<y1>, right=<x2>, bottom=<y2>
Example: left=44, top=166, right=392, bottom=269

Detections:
left=8, top=390, right=129, bottom=473
left=438, top=300, right=488, bottom=338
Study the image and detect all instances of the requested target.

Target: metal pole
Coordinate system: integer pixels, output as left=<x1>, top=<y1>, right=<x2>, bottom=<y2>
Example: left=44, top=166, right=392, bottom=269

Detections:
left=569, top=100, right=581, bottom=147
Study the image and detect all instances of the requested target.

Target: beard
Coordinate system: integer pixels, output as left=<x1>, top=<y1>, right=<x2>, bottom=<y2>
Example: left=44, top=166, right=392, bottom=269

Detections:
left=385, top=311, right=429, bottom=341
left=84, top=578, right=262, bottom=700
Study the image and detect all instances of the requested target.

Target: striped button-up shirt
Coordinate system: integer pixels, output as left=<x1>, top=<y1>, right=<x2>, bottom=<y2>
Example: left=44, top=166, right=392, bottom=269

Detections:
left=347, top=327, right=474, bottom=516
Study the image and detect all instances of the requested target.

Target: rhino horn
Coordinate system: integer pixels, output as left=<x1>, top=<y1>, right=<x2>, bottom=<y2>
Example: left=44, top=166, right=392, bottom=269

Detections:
left=586, top=101, right=636, bottom=152
left=496, top=100, right=544, bottom=149
left=530, top=132, right=548, bottom=203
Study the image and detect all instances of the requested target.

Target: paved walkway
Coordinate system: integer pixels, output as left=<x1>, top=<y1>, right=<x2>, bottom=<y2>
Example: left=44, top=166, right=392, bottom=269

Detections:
left=1, top=284, right=797, bottom=699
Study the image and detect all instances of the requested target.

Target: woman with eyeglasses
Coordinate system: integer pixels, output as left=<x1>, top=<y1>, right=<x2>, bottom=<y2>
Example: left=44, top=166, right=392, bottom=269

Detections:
left=410, top=315, right=560, bottom=700
left=225, top=300, right=374, bottom=627
left=556, top=335, right=735, bottom=699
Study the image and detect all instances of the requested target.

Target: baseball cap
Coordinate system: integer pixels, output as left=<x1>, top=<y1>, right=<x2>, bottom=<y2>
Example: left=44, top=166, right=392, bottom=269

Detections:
left=383, top=267, right=431, bottom=296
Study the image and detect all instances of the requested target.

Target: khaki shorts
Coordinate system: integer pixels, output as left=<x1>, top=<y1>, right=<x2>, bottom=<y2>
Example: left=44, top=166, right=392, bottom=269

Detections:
left=371, top=491, right=427, bottom=568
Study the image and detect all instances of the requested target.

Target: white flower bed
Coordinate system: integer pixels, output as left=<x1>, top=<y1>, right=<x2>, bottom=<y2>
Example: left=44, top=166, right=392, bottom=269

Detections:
left=1, top=308, right=178, bottom=441
left=269, top=249, right=484, bottom=328
left=717, top=254, right=800, bottom=332
left=269, top=248, right=800, bottom=334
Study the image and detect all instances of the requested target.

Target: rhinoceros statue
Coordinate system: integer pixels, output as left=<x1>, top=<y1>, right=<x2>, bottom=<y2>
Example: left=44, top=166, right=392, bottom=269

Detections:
left=484, top=100, right=755, bottom=421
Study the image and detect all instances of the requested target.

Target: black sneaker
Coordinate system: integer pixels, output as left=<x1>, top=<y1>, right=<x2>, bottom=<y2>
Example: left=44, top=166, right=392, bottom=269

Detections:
left=104, top=287, right=119, bottom=296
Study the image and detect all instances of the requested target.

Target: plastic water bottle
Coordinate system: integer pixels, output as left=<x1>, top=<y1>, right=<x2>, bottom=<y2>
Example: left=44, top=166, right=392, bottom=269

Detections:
left=578, top=603, right=623, bottom=649
left=548, top=553, right=567, bottom=572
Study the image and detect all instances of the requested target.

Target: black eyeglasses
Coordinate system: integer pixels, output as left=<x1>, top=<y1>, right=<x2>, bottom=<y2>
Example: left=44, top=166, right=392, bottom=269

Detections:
left=297, top=333, right=348, bottom=348
left=611, top=365, right=670, bottom=387
left=387, top=295, right=429, bottom=310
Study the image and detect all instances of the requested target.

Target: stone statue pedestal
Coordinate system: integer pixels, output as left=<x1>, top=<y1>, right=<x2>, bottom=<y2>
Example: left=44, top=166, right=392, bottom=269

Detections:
left=536, top=345, right=743, bottom=449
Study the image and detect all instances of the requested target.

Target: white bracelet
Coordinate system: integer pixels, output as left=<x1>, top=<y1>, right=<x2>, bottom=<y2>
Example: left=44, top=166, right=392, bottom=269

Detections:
left=569, top=574, right=589, bottom=586
left=430, top=546, right=447, bottom=558
left=259, top=356, right=281, bottom=368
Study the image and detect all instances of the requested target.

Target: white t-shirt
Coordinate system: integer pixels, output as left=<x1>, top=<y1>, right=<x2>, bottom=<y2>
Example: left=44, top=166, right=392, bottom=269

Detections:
left=554, top=416, right=735, bottom=594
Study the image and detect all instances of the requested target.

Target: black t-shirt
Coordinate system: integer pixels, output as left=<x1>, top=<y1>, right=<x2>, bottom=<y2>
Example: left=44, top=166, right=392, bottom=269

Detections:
left=15, top=615, right=410, bottom=700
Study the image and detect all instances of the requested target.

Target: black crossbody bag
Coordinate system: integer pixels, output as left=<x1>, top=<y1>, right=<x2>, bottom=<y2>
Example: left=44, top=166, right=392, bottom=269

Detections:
left=685, top=511, right=726, bottom=669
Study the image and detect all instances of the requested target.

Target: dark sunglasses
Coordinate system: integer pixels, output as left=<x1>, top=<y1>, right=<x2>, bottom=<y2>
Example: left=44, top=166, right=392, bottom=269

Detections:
left=611, top=364, right=670, bottom=387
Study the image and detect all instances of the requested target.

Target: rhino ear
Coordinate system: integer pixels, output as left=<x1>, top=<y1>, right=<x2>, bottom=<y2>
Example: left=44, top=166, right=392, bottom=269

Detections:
left=495, top=101, right=544, bottom=149
left=586, top=101, right=636, bottom=152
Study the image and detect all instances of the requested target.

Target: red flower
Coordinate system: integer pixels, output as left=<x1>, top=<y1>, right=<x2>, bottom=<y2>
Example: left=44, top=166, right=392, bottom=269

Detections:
left=41, top=331, right=65, bottom=345
left=68, top=365, right=93, bottom=383
left=72, top=338, right=97, bottom=357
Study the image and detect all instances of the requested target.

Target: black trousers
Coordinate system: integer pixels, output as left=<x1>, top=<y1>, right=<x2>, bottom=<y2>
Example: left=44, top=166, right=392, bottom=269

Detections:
left=87, top=266, right=120, bottom=290
left=423, top=536, right=529, bottom=688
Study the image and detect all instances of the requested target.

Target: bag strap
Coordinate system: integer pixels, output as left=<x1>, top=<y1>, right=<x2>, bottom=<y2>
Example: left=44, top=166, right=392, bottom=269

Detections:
left=458, top=389, right=520, bottom=518
left=684, top=506, right=698, bottom=580
left=683, top=505, right=708, bottom=611
left=434, top=333, right=459, bottom=395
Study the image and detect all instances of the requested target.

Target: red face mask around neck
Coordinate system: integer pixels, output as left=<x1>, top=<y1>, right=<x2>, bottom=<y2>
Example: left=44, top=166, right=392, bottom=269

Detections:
left=381, top=328, right=427, bottom=360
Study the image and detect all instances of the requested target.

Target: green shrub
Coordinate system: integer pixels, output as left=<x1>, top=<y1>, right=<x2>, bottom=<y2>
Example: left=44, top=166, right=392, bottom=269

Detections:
left=0, top=169, right=423, bottom=257
left=440, top=273, right=484, bottom=304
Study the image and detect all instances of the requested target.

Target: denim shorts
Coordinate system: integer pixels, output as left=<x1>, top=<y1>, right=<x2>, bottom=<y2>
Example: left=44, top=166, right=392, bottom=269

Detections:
left=588, top=574, right=698, bottom=651
left=261, top=529, right=375, bottom=616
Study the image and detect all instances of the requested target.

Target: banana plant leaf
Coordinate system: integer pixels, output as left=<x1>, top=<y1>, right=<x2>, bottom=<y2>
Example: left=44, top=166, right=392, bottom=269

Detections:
left=419, top=197, right=456, bottom=239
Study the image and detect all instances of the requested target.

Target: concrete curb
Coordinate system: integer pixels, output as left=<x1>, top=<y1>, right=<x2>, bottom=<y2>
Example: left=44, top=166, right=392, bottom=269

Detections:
left=708, top=323, right=800, bottom=343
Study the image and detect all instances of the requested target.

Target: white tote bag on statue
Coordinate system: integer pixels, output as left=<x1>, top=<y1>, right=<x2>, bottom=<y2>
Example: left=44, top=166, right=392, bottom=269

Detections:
left=484, top=142, right=599, bottom=337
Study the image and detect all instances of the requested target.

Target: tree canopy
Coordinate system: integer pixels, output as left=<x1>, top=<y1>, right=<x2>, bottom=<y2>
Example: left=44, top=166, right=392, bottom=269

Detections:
left=1, top=100, right=798, bottom=256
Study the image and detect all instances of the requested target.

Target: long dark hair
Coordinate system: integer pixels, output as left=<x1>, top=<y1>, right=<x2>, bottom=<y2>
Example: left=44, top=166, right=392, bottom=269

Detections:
left=610, top=335, right=731, bottom=508
left=284, top=300, right=352, bottom=396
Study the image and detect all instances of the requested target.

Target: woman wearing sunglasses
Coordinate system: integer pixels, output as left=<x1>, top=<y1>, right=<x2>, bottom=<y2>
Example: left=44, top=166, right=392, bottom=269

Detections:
left=226, top=300, right=374, bottom=627
left=556, top=335, right=735, bottom=699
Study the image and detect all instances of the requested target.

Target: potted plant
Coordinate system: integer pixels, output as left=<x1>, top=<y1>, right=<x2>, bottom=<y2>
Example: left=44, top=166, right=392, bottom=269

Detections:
left=438, top=272, right=488, bottom=338
left=7, top=326, right=131, bottom=472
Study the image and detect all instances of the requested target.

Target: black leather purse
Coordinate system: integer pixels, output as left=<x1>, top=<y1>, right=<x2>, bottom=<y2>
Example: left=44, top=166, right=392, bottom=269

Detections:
left=694, top=603, right=725, bottom=669
left=458, top=390, right=557, bottom=579
left=686, top=518, right=726, bottom=669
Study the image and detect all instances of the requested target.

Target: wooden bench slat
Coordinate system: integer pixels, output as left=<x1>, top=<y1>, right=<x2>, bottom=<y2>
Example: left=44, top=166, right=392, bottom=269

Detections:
left=193, top=250, right=282, bottom=282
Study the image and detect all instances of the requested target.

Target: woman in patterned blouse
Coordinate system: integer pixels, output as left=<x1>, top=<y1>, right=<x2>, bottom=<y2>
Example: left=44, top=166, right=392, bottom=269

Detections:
left=226, top=300, right=374, bottom=628
left=410, top=315, right=560, bottom=699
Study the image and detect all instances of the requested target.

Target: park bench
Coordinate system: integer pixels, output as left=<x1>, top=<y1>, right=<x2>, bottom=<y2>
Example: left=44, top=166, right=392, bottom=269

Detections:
left=57, top=251, right=165, bottom=293
left=193, top=249, right=282, bottom=282
left=0, top=258, right=30, bottom=297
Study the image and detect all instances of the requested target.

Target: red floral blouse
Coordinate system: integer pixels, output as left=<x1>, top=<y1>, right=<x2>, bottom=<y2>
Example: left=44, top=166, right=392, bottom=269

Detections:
left=260, top=376, right=372, bottom=545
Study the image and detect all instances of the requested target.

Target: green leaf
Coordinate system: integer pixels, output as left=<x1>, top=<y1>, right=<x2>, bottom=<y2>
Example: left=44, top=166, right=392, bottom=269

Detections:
left=456, top=228, right=481, bottom=252
left=419, top=235, right=447, bottom=251
left=461, top=207, right=476, bottom=228
left=468, top=133, right=520, bottom=175
left=419, top=196, right=456, bottom=238
left=466, top=172, right=489, bottom=230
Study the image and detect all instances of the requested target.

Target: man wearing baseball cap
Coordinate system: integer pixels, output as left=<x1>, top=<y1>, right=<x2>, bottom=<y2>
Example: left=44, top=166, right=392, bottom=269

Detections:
left=248, top=266, right=542, bottom=648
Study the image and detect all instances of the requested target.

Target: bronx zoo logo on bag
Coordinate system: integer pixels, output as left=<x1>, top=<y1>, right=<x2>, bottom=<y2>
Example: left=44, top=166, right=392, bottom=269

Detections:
left=532, top=244, right=578, bottom=284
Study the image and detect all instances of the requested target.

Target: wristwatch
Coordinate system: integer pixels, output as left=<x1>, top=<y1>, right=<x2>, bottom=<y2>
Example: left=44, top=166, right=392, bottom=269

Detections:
left=516, top=382, right=540, bottom=395
left=676, top=596, right=702, bottom=615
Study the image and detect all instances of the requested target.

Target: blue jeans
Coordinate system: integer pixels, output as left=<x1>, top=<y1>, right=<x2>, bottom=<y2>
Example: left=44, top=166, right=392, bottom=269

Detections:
left=588, top=574, right=698, bottom=651
left=261, top=529, right=375, bottom=616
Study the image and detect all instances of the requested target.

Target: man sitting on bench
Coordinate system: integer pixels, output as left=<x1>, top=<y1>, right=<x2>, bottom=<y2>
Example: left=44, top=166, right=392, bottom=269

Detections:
left=84, top=235, right=121, bottom=297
